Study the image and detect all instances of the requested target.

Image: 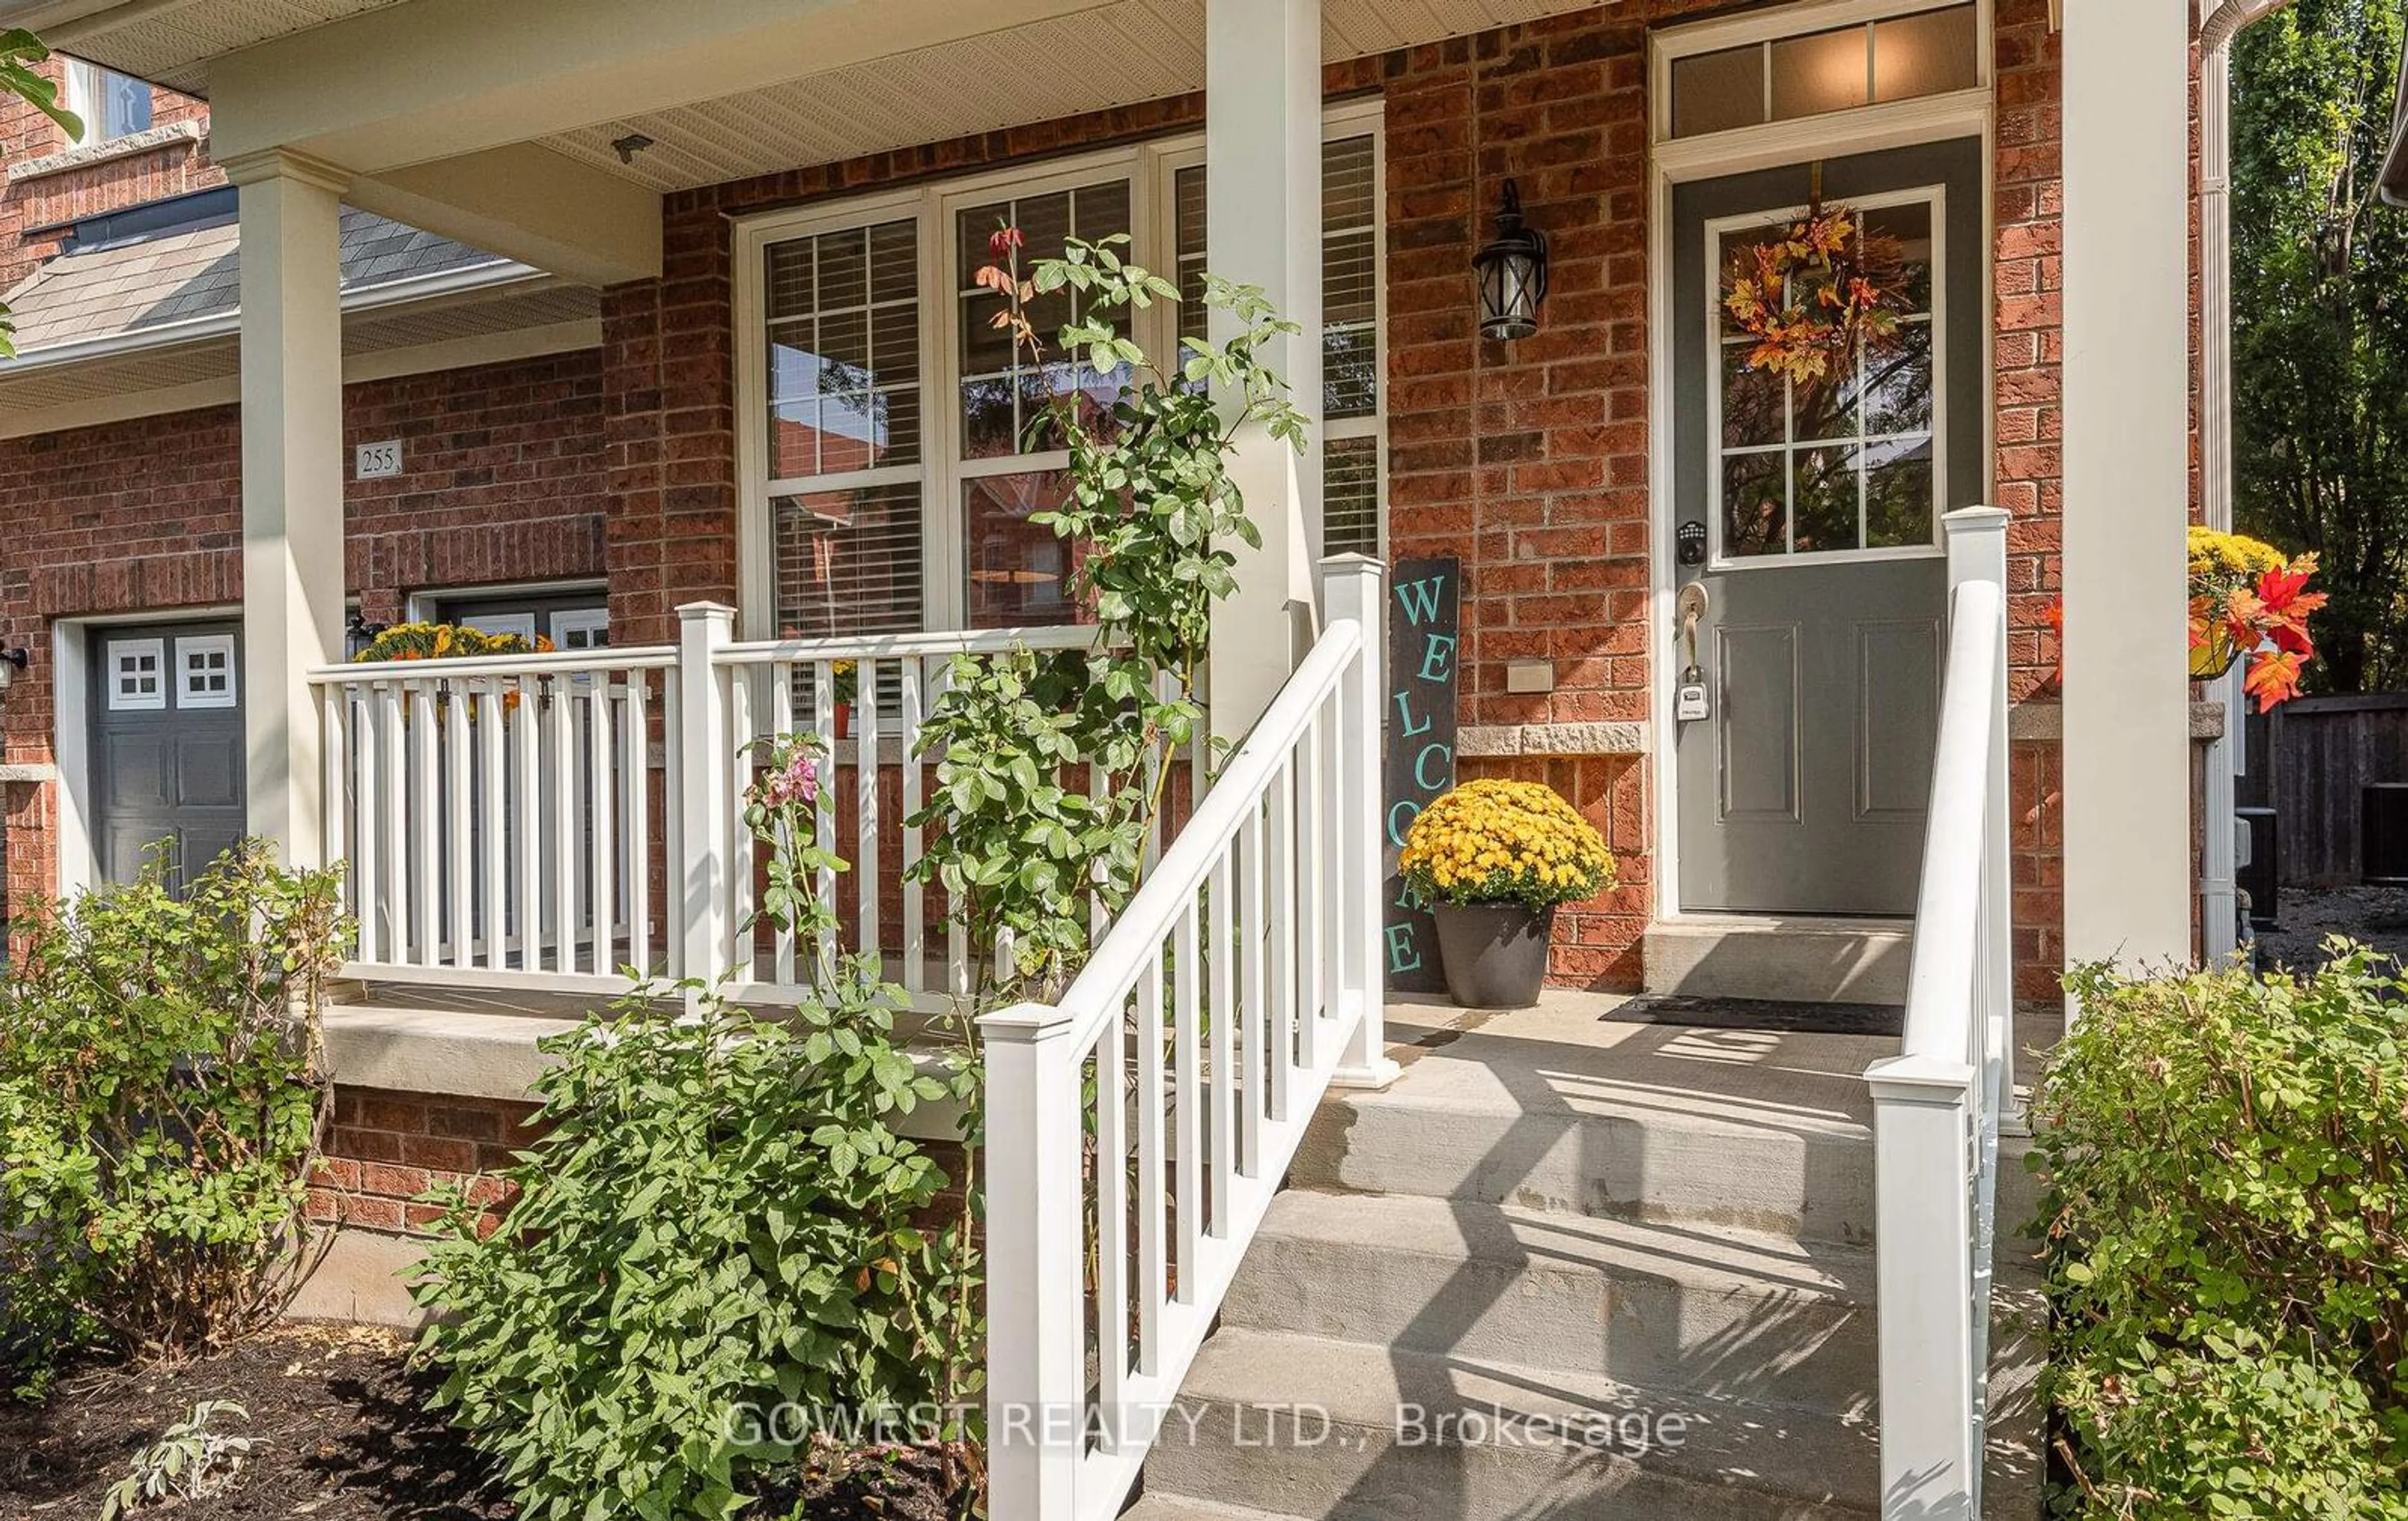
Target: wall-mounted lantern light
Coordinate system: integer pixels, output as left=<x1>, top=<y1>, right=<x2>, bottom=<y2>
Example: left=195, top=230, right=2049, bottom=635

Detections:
left=0, top=646, right=27, bottom=697
left=1472, top=179, right=1550, bottom=342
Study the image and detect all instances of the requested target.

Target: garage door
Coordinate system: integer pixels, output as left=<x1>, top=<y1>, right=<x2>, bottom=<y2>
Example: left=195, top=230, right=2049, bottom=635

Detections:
left=91, top=622, right=245, bottom=890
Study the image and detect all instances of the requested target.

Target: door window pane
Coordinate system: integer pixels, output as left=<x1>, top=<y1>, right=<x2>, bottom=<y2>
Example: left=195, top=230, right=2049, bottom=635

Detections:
left=1723, top=453, right=1787, bottom=557
left=1711, top=196, right=1940, bottom=558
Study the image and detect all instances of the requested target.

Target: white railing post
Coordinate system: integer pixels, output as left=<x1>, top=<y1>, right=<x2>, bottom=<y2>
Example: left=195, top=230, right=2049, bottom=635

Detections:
left=1322, top=553, right=1399, bottom=1090
left=1945, top=506, right=2015, bottom=1120
left=981, top=1001, right=1086, bottom=1521
left=1864, top=1058, right=1980, bottom=1520
left=677, top=604, right=736, bottom=1001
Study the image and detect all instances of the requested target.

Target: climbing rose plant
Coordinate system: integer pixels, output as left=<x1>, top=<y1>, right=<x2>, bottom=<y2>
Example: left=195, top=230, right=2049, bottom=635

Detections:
left=908, top=228, right=1306, bottom=1003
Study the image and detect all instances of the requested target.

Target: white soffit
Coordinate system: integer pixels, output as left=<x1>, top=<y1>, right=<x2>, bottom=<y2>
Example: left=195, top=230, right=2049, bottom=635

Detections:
left=542, top=0, right=1602, bottom=193
left=41, top=0, right=1602, bottom=195
left=43, top=0, right=413, bottom=95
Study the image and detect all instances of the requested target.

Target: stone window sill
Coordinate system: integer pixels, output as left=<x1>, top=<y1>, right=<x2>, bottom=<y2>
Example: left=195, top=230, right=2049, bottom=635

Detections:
left=9, top=120, right=204, bottom=184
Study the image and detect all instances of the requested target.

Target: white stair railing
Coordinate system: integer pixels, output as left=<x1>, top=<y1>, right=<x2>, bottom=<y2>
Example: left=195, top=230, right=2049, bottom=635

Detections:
left=1865, top=505, right=2012, bottom=1521
left=983, top=554, right=1392, bottom=1521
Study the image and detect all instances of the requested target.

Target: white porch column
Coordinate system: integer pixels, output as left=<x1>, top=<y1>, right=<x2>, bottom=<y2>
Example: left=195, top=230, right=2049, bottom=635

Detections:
left=1205, top=0, right=1323, bottom=744
left=229, top=150, right=349, bottom=868
left=2060, top=0, right=2194, bottom=977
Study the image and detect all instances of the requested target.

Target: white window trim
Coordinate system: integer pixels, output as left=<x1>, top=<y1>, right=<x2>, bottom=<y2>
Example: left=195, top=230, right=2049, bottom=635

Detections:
left=732, top=98, right=1386, bottom=640
left=1702, top=183, right=1948, bottom=570
left=403, top=577, right=610, bottom=626
left=551, top=608, right=612, bottom=648
left=175, top=633, right=239, bottom=710
left=106, top=637, right=166, bottom=712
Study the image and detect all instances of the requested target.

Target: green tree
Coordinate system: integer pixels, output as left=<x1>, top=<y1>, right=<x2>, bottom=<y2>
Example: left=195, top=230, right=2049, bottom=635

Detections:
left=2232, top=0, right=2408, bottom=692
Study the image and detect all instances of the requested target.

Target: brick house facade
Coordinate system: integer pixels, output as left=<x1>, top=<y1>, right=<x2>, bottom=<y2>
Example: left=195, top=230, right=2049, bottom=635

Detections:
left=0, top=1, right=2096, bottom=1036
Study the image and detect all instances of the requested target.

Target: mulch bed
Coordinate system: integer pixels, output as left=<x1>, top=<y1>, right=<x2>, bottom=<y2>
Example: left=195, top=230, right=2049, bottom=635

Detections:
left=0, top=1324, right=964, bottom=1520
left=0, top=1324, right=505, bottom=1520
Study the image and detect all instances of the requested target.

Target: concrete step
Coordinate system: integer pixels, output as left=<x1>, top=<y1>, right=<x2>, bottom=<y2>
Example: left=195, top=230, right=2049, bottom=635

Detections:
left=1296, top=1001, right=1888, bottom=1246
left=1643, top=917, right=1911, bottom=1004
left=1220, top=1190, right=1878, bottom=1413
left=1146, top=1328, right=1879, bottom=1521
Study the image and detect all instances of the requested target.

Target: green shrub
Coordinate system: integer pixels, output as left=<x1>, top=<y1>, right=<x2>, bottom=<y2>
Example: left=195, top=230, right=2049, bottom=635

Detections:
left=2037, top=950, right=2408, bottom=1518
left=0, top=843, right=349, bottom=1399
left=409, top=977, right=973, bottom=1521
left=411, top=736, right=981, bottom=1521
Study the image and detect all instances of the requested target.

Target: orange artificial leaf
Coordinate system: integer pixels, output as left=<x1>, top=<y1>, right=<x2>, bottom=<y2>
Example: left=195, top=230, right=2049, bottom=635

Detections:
left=2243, top=650, right=2306, bottom=712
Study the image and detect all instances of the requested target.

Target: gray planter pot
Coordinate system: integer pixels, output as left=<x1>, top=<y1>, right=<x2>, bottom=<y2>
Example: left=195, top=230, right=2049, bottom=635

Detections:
left=1432, top=901, right=1557, bottom=1009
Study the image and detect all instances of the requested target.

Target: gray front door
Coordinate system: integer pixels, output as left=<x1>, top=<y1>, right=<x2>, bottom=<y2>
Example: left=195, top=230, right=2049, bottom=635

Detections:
left=1672, top=139, right=1984, bottom=915
left=90, top=621, right=245, bottom=890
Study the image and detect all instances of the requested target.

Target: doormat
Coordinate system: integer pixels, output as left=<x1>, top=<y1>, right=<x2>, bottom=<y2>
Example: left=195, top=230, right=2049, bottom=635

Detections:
left=1600, top=994, right=1904, bottom=1038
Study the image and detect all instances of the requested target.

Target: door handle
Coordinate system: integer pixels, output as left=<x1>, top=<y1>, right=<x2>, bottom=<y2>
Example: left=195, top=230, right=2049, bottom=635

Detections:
left=1675, top=582, right=1711, bottom=724
left=1676, top=582, right=1709, bottom=673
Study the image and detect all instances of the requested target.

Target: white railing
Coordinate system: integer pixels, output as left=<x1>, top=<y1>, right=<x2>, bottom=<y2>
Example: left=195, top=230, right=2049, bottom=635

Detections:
left=313, top=645, right=680, bottom=992
left=1864, top=506, right=2012, bottom=1521
left=982, top=555, right=1393, bottom=1521
left=309, top=608, right=1124, bottom=997
left=705, top=617, right=1115, bottom=1004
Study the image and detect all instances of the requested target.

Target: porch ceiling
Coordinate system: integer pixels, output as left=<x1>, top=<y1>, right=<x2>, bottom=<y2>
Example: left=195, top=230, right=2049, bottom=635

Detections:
left=540, top=0, right=1601, bottom=194
left=13, top=0, right=1605, bottom=194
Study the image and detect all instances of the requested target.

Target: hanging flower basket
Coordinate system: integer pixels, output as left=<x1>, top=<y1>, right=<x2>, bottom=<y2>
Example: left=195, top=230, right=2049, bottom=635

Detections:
left=2186, top=527, right=2325, bottom=710
left=1721, top=201, right=1905, bottom=385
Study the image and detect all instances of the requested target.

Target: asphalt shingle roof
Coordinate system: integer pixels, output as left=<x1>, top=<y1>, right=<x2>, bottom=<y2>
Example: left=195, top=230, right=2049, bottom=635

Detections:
left=2, top=206, right=507, bottom=355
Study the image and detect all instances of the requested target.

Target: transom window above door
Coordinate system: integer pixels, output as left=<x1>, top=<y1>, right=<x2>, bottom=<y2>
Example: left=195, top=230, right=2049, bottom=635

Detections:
left=741, top=111, right=1385, bottom=642
left=1711, top=193, right=1941, bottom=562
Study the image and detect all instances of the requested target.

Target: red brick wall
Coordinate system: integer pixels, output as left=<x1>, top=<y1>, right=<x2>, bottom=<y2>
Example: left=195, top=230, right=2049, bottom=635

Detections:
left=1379, top=12, right=1659, bottom=988
left=0, top=349, right=609, bottom=917
left=308, top=1087, right=533, bottom=1236
left=1, top=60, right=218, bottom=292
left=1993, top=0, right=2069, bottom=1000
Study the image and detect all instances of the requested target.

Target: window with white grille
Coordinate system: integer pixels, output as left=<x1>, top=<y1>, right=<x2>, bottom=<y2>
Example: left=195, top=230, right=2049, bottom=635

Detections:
left=108, top=639, right=165, bottom=712
left=176, top=635, right=236, bottom=709
left=956, top=178, right=1130, bottom=628
left=1175, top=132, right=1385, bottom=557
left=742, top=110, right=1386, bottom=635
left=764, top=218, right=927, bottom=646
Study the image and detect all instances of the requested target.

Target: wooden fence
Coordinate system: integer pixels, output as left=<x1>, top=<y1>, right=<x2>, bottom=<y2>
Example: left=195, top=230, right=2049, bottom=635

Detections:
left=2241, top=692, right=2408, bottom=887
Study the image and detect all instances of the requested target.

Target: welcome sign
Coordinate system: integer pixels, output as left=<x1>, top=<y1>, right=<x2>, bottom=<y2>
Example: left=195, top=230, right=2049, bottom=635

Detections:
left=1383, top=556, right=1461, bottom=992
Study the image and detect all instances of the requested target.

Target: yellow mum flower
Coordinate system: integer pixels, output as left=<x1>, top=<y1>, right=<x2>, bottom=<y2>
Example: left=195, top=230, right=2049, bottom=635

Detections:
left=1400, top=779, right=1615, bottom=911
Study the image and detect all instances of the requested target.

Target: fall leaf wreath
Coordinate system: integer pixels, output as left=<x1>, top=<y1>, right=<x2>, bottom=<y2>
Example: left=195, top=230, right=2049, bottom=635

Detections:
left=1721, top=201, right=1907, bottom=385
